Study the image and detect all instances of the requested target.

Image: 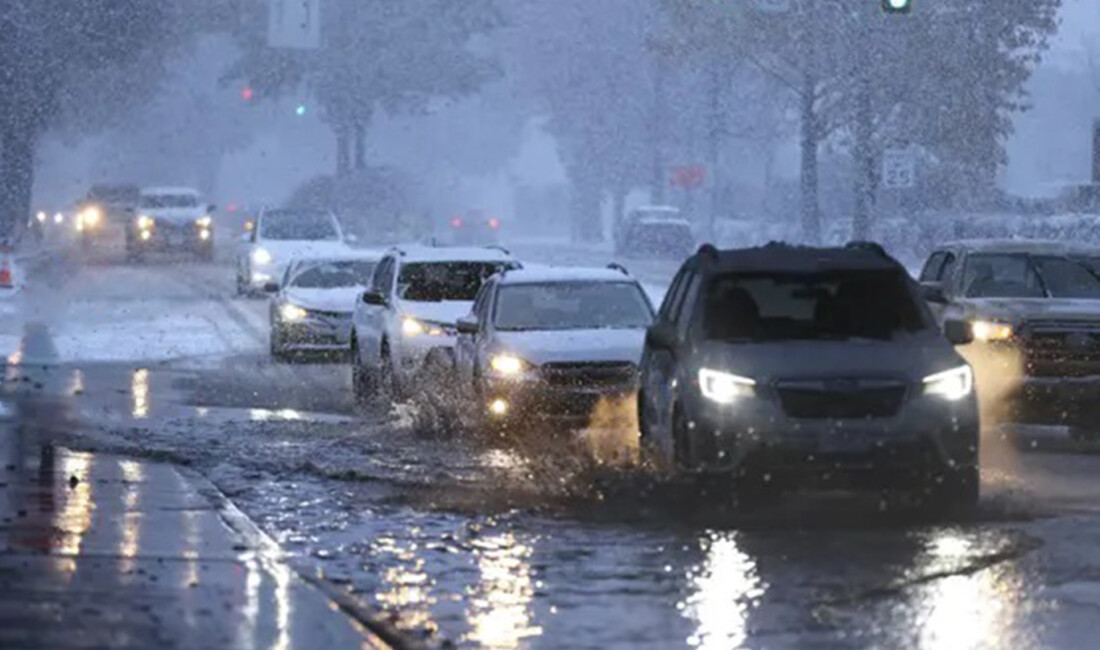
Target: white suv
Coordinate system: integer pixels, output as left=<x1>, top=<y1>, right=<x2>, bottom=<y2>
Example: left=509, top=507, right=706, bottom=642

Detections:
left=350, top=245, right=519, bottom=402
left=236, top=208, right=352, bottom=296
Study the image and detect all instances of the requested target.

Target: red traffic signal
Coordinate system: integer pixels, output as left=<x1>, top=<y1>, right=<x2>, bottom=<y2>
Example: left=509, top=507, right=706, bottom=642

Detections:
left=241, top=87, right=255, bottom=101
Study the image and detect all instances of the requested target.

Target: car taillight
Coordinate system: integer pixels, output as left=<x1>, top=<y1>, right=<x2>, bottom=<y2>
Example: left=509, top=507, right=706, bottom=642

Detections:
left=488, top=218, right=500, bottom=229
left=451, top=216, right=463, bottom=228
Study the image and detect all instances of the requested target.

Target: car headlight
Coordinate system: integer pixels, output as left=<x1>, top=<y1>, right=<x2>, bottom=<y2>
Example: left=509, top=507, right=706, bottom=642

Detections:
left=252, top=247, right=273, bottom=265
left=35, top=211, right=46, bottom=223
left=402, top=317, right=449, bottom=337
left=80, top=207, right=102, bottom=227
left=699, top=368, right=756, bottom=404
left=971, top=320, right=1013, bottom=342
left=137, top=215, right=154, bottom=230
left=280, top=304, right=308, bottom=322
left=490, top=354, right=530, bottom=376
left=923, top=365, right=973, bottom=401
left=196, top=216, right=212, bottom=228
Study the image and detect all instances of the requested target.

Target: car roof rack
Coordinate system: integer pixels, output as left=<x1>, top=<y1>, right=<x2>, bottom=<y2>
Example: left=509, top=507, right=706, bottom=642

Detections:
left=845, top=240, right=889, bottom=257
left=485, top=244, right=511, bottom=255
left=606, top=262, right=630, bottom=276
left=697, top=243, right=719, bottom=262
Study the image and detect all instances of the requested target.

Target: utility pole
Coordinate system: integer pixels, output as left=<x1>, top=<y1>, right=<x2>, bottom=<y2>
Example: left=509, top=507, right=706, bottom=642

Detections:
left=649, top=37, right=670, bottom=205
left=799, top=0, right=821, bottom=243
left=852, top=8, right=875, bottom=240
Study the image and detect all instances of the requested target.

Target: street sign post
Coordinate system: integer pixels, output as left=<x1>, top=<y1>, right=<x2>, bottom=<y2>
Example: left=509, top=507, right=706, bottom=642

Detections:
left=882, top=148, right=916, bottom=189
left=268, top=0, right=321, bottom=50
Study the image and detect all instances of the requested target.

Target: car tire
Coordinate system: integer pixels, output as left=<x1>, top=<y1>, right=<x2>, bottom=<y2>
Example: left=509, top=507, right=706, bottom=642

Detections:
left=351, top=340, right=377, bottom=406
left=924, top=465, right=980, bottom=512
left=672, top=405, right=695, bottom=470
left=381, top=342, right=406, bottom=402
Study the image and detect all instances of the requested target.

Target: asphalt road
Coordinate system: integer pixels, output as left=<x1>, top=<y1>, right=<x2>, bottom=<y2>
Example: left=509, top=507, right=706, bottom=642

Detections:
left=6, top=238, right=1100, bottom=649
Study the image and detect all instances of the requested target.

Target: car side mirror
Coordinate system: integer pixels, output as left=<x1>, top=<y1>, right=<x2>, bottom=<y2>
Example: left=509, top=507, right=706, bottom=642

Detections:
left=263, top=282, right=280, bottom=294
left=345, top=233, right=360, bottom=244
left=646, top=323, right=680, bottom=350
left=943, top=319, right=973, bottom=346
left=921, top=282, right=948, bottom=304
left=456, top=315, right=479, bottom=335
left=361, top=291, right=386, bottom=306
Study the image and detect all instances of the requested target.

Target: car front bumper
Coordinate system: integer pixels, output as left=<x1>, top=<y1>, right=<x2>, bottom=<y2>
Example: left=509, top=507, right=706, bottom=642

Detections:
left=685, top=392, right=979, bottom=478
left=132, top=223, right=212, bottom=250
left=1009, top=376, right=1100, bottom=427
left=483, top=376, right=636, bottom=425
left=273, top=316, right=353, bottom=352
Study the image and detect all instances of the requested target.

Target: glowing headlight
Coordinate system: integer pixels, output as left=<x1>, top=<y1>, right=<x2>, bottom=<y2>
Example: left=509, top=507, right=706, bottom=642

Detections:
left=53, top=212, right=64, bottom=224
left=971, top=320, right=1013, bottom=342
left=402, top=317, right=448, bottom=337
left=402, top=317, right=425, bottom=337
left=35, top=211, right=46, bottom=223
left=80, top=207, right=102, bottom=227
left=252, top=247, right=273, bottom=265
left=196, top=216, right=212, bottom=228
left=923, top=365, right=973, bottom=401
left=137, top=215, right=153, bottom=230
left=699, top=369, right=756, bottom=404
left=490, top=354, right=528, bottom=376
left=280, top=304, right=308, bottom=322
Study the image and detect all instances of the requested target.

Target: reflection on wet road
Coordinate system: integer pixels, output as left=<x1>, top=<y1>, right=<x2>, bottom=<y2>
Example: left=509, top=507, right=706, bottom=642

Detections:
left=7, top=255, right=1100, bottom=649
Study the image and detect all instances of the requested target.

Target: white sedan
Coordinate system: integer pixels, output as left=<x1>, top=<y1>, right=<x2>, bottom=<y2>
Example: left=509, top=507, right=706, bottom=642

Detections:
left=236, top=208, right=354, bottom=296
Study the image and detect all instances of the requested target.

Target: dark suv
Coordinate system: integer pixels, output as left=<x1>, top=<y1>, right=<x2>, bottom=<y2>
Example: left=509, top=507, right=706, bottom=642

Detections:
left=638, top=243, right=979, bottom=507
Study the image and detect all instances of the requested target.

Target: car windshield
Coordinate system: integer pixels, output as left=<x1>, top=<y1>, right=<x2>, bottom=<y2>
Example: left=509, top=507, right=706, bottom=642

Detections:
left=261, top=210, right=339, bottom=241
left=290, top=261, right=376, bottom=289
left=397, top=262, right=511, bottom=302
left=140, top=194, right=198, bottom=209
left=963, top=254, right=1100, bottom=299
left=89, top=185, right=139, bottom=204
left=494, top=282, right=653, bottom=331
left=705, top=270, right=928, bottom=342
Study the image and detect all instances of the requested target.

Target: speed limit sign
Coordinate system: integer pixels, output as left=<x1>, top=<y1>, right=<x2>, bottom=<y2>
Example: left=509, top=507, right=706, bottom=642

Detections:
left=882, top=148, right=916, bottom=189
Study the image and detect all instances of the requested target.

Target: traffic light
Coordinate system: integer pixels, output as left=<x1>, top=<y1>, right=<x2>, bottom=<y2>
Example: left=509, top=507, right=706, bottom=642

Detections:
left=882, top=0, right=911, bottom=13
left=241, top=87, right=254, bottom=101
left=295, top=104, right=307, bottom=117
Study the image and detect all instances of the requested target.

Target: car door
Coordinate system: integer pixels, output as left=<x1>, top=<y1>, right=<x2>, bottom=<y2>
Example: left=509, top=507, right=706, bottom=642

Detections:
left=356, top=256, right=395, bottom=365
left=641, top=266, right=692, bottom=449
left=455, top=280, right=494, bottom=392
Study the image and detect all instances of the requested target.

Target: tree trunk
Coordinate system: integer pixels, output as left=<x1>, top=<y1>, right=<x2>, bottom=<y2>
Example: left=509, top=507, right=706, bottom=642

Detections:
left=706, top=54, right=723, bottom=241
left=335, top=122, right=351, bottom=177
left=353, top=121, right=366, bottom=170
left=571, top=176, right=603, bottom=243
left=799, top=70, right=820, bottom=244
left=852, top=74, right=874, bottom=241
left=650, top=52, right=668, bottom=205
left=0, top=126, right=36, bottom=244
left=611, top=183, right=627, bottom=236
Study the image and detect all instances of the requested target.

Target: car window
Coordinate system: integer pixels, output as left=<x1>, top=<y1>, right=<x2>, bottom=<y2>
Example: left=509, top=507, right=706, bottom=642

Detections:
left=703, top=270, right=929, bottom=342
left=397, top=262, right=512, bottom=302
left=962, top=254, right=1044, bottom=298
left=494, top=282, right=653, bottom=331
left=291, top=261, right=376, bottom=289
left=660, top=268, right=689, bottom=321
left=260, top=210, right=339, bottom=241
left=472, top=281, right=494, bottom=323
left=676, top=273, right=702, bottom=339
left=1033, top=256, right=1100, bottom=299
left=668, top=270, right=698, bottom=325
left=919, top=252, right=947, bottom=282
left=372, top=258, right=395, bottom=296
left=140, top=194, right=198, bottom=209
left=939, top=253, right=958, bottom=284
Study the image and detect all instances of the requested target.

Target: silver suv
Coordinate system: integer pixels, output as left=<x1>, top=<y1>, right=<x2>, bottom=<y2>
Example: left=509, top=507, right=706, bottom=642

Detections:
left=639, top=243, right=979, bottom=508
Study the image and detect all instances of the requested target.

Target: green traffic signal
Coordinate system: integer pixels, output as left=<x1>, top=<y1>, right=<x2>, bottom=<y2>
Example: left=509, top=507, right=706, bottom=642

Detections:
left=882, top=0, right=911, bottom=13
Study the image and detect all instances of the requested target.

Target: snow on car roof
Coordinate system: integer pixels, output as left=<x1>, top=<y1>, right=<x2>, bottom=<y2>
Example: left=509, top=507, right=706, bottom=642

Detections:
left=395, top=244, right=514, bottom=263
left=141, top=186, right=200, bottom=196
left=631, top=205, right=680, bottom=214
left=636, top=216, right=692, bottom=226
left=944, top=239, right=1100, bottom=255
left=288, top=249, right=384, bottom=266
left=498, top=266, right=636, bottom=285
left=708, top=243, right=902, bottom=273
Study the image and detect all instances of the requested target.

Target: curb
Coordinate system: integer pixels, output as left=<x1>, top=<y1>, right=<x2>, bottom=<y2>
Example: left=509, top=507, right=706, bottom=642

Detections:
left=177, top=466, right=431, bottom=650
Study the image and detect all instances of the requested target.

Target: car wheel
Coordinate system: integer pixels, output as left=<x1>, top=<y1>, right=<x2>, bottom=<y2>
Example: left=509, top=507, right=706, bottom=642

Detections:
left=380, top=342, right=405, bottom=402
left=672, top=405, right=695, bottom=470
left=924, top=465, right=980, bottom=512
left=350, top=340, right=377, bottom=406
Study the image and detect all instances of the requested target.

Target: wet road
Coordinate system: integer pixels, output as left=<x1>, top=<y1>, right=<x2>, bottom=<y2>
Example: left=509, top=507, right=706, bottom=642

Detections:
left=7, top=242, right=1100, bottom=649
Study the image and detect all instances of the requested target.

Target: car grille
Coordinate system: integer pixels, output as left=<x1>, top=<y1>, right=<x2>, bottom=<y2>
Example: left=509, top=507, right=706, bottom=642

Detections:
left=1021, top=320, right=1100, bottom=377
left=540, top=362, right=637, bottom=389
left=776, top=380, right=907, bottom=419
left=307, top=309, right=351, bottom=320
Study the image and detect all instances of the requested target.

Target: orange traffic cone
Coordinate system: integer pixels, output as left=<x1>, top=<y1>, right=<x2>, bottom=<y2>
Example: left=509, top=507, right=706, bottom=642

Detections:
left=0, top=246, right=13, bottom=289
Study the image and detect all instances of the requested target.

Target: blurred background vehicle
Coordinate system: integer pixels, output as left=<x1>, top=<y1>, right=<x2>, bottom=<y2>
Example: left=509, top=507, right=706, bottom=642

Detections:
left=127, top=187, right=215, bottom=261
left=236, top=208, right=352, bottom=296
left=614, top=205, right=694, bottom=259
left=75, top=183, right=140, bottom=252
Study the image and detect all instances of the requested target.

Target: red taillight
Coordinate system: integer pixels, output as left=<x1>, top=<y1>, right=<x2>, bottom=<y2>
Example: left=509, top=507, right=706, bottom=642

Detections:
left=227, top=203, right=238, bottom=213
left=488, top=218, right=500, bottom=229
left=451, top=216, right=463, bottom=228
